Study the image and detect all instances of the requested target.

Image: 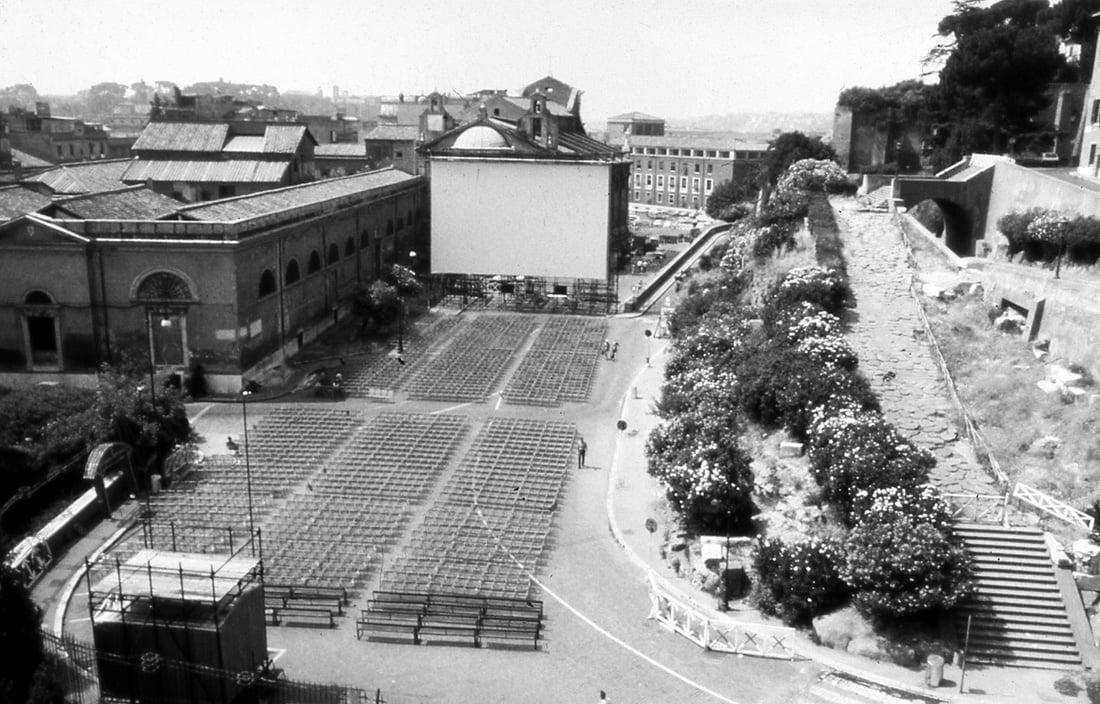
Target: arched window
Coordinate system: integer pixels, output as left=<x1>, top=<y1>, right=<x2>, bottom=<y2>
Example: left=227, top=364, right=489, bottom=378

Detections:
left=135, top=271, right=192, bottom=302
left=308, top=250, right=322, bottom=274
left=327, top=243, right=340, bottom=264
left=285, top=258, right=301, bottom=285
left=360, top=229, right=370, bottom=247
left=345, top=237, right=355, bottom=256
left=258, top=269, right=276, bottom=298
left=386, top=219, right=394, bottom=236
left=24, top=290, right=54, bottom=305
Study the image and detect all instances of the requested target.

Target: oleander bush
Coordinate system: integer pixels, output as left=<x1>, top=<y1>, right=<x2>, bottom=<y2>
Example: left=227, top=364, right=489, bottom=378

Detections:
left=765, top=265, right=850, bottom=318
left=751, top=536, right=851, bottom=627
left=841, top=517, right=972, bottom=620
left=806, top=408, right=935, bottom=526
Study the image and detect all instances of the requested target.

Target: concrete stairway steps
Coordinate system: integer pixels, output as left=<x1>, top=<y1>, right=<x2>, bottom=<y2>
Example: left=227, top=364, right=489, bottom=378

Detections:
left=963, top=544, right=1050, bottom=560
left=970, top=585, right=1062, bottom=601
left=971, top=563, right=1063, bottom=578
left=952, top=522, right=1082, bottom=669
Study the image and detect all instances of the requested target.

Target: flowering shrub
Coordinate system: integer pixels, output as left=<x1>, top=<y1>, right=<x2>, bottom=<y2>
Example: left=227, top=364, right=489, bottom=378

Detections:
left=720, top=233, right=750, bottom=272
left=807, top=409, right=935, bottom=525
left=855, top=485, right=954, bottom=533
left=767, top=266, right=850, bottom=317
left=769, top=303, right=841, bottom=345
left=737, top=345, right=879, bottom=439
left=797, top=334, right=859, bottom=371
left=1026, top=210, right=1073, bottom=244
left=758, top=188, right=810, bottom=226
left=751, top=223, right=798, bottom=259
left=841, top=518, right=972, bottom=620
left=776, top=159, right=850, bottom=194
left=751, top=536, right=851, bottom=626
left=646, top=414, right=756, bottom=533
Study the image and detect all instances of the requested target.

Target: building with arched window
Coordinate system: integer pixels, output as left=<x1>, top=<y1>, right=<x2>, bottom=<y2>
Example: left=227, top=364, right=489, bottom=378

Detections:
left=0, top=167, right=426, bottom=391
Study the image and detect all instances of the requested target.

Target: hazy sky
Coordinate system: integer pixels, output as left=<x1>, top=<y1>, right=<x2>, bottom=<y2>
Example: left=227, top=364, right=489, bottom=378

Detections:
left=0, top=0, right=958, bottom=124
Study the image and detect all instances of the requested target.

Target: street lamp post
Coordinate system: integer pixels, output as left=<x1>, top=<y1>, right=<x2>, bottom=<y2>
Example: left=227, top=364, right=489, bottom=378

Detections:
left=145, top=310, right=157, bottom=409
left=241, top=388, right=256, bottom=555
left=397, top=251, right=417, bottom=355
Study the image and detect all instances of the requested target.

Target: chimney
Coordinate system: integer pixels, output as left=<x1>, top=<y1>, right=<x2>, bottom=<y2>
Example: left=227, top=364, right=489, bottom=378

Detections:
left=35, top=101, right=51, bottom=118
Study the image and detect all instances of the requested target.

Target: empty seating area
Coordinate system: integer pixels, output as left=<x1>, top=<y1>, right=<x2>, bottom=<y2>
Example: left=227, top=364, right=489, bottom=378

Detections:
left=343, top=315, right=464, bottom=398
left=311, top=413, right=468, bottom=501
left=405, top=315, right=536, bottom=402
left=239, top=407, right=363, bottom=492
left=503, top=317, right=606, bottom=406
left=261, top=494, right=408, bottom=590
left=440, top=418, right=574, bottom=511
left=380, top=418, right=574, bottom=601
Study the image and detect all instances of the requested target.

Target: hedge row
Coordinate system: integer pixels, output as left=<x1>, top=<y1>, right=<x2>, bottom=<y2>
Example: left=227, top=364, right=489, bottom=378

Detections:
left=998, top=208, right=1100, bottom=265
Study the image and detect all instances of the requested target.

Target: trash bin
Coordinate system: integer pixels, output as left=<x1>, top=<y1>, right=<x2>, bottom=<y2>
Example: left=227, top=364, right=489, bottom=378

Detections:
left=926, top=654, right=945, bottom=687
left=150, top=474, right=163, bottom=494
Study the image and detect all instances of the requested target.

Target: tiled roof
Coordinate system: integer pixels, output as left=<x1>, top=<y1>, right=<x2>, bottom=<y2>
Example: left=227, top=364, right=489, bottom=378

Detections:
left=364, top=124, right=420, bottom=142
left=10, top=148, right=54, bottom=168
left=315, top=143, right=368, bottom=157
left=262, top=125, right=311, bottom=153
left=0, top=185, right=52, bottom=221
left=132, top=122, right=229, bottom=152
left=608, top=111, right=664, bottom=122
left=50, top=186, right=182, bottom=220
left=556, top=131, right=622, bottom=158
left=177, top=168, right=418, bottom=222
left=121, top=159, right=290, bottom=184
left=22, top=159, right=132, bottom=194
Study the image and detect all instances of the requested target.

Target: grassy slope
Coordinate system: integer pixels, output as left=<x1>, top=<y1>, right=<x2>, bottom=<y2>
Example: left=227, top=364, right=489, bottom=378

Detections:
left=908, top=224, right=1100, bottom=509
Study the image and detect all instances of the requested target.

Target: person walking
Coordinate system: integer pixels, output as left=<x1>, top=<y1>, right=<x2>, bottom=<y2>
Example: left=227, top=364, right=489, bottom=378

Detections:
left=602, top=339, right=611, bottom=359
left=577, top=437, right=587, bottom=468
left=610, top=341, right=619, bottom=361
left=599, top=691, right=609, bottom=703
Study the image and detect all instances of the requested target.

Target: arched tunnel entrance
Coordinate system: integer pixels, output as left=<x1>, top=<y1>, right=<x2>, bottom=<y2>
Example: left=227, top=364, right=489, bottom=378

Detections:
left=905, top=198, right=976, bottom=257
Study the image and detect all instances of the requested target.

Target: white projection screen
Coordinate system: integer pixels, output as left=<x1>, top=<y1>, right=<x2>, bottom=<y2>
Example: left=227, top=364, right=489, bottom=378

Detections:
left=429, top=158, right=610, bottom=279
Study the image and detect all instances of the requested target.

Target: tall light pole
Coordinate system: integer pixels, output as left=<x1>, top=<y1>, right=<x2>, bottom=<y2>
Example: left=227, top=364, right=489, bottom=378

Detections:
left=241, top=388, right=256, bottom=555
left=397, top=251, right=417, bottom=355
left=145, top=309, right=157, bottom=409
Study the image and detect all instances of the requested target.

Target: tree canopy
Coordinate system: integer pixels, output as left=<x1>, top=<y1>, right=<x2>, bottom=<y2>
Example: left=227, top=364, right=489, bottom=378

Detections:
left=759, top=132, right=836, bottom=186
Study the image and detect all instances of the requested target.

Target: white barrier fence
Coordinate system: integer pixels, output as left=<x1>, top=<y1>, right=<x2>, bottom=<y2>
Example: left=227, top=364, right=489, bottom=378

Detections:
left=1014, top=482, right=1094, bottom=532
left=646, top=574, right=801, bottom=660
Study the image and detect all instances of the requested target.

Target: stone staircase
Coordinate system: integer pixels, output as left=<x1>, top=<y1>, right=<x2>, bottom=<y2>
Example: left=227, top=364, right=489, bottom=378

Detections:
left=953, top=523, right=1082, bottom=670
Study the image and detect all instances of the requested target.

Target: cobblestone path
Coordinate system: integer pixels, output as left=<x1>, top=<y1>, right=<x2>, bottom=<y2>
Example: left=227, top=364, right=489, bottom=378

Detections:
left=833, top=203, right=1000, bottom=495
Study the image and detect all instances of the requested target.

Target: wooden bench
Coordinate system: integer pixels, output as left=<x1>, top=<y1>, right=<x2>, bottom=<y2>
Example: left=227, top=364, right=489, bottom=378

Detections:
left=270, top=605, right=334, bottom=628
left=267, top=584, right=348, bottom=606
left=417, top=615, right=479, bottom=646
left=366, top=598, right=426, bottom=616
left=478, top=617, right=541, bottom=648
left=275, top=595, right=344, bottom=615
left=356, top=612, right=421, bottom=642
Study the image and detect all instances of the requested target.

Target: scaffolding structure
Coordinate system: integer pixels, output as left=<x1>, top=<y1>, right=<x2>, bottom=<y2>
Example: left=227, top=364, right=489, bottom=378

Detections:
left=85, top=530, right=266, bottom=704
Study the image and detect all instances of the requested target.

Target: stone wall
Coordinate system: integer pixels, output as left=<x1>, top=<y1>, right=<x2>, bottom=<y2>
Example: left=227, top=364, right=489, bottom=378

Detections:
left=981, top=262, right=1100, bottom=378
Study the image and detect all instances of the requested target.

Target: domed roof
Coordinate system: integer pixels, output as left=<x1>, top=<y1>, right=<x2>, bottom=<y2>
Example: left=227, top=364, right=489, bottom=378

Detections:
left=452, top=125, right=509, bottom=150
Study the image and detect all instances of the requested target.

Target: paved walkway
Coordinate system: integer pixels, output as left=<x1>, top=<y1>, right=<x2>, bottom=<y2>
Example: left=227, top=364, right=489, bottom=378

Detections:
left=832, top=203, right=999, bottom=495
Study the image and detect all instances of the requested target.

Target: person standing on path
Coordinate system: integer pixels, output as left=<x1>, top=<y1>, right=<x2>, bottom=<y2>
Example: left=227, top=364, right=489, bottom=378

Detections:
left=610, top=341, right=619, bottom=361
left=578, top=437, right=587, bottom=468
left=602, top=339, right=611, bottom=359
left=599, top=691, right=609, bottom=703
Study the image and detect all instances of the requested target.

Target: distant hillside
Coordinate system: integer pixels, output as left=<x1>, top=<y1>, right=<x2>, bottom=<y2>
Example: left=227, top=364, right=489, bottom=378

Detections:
left=664, top=112, right=833, bottom=137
